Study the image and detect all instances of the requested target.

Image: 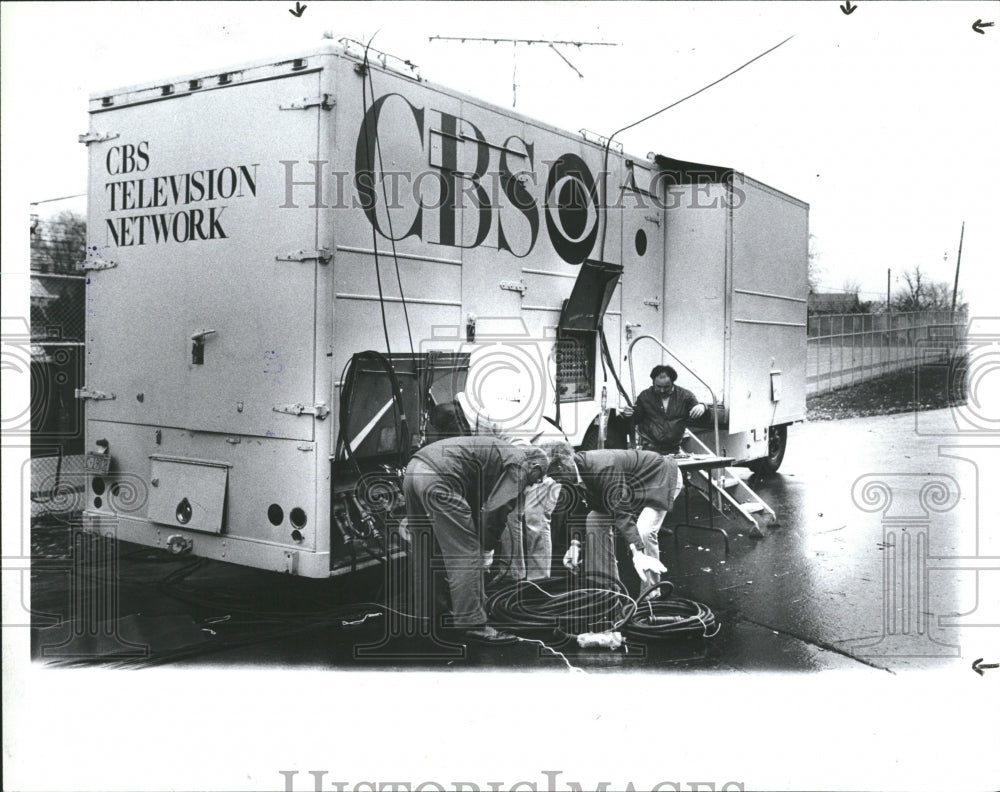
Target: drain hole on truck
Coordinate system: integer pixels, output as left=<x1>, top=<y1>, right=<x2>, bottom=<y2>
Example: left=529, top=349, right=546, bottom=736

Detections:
left=290, top=508, right=307, bottom=528
left=267, top=504, right=284, bottom=526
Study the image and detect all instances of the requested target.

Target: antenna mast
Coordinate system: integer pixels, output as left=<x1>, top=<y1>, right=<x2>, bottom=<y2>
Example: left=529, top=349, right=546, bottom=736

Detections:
left=428, top=36, right=618, bottom=106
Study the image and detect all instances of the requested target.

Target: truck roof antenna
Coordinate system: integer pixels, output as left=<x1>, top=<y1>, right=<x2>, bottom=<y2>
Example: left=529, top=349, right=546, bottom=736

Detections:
left=428, top=36, right=619, bottom=107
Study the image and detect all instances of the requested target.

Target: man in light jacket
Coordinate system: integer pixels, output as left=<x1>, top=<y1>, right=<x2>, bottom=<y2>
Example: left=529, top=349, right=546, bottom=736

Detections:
left=402, top=435, right=548, bottom=644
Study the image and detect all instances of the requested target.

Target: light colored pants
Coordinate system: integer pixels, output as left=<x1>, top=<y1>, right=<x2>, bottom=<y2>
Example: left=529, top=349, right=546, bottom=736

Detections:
left=403, top=459, right=486, bottom=628
left=495, top=476, right=562, bottom=582
left=636, top=507, right=669, bottom=585
left=638, top=458, right=684, bottom=583
left=582, top=507, right=668, bottom=589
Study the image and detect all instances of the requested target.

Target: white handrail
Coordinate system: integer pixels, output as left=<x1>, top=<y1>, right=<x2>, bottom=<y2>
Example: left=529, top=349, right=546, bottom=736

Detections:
left=625, top=334, right=721, bottom=458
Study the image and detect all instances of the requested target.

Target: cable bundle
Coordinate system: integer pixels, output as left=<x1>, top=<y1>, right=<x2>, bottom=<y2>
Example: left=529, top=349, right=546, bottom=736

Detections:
left=622, top=582, right=719, bottom=639
left=487, top=578, right=718, bottom=642
left=487, top=578, right=627, bottom=636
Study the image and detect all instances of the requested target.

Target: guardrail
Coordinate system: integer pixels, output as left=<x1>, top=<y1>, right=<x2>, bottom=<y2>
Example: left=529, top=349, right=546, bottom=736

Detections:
left=806, top=309, right=967, bottom=395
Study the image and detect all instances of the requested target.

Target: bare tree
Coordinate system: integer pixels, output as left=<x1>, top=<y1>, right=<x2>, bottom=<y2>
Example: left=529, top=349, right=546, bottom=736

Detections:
left=807, top=233, right=823, bottom=294
left=892, top=265, right=961, bottom=312
left=31, top=210, right=87, bottom=274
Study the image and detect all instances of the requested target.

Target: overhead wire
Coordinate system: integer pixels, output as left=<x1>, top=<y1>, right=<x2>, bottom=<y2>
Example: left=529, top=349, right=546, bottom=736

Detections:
left=360, top=37, right=394, bottom=357
left=593, top=34, right=796, bottom=408
left=363, top=39, right=416, bottom=358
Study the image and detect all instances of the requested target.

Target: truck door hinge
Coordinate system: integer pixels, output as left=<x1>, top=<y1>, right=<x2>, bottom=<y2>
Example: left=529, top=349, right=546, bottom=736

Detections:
left=78, top=131, right=120, bottom=145
left=643, top=297, right=662, bottom=309
left=276, top=248, right=331, bottom=265
left=272, top=402, right=330, bottom=420
left=77, top=257, right=118, bottom=273
left=75, top=387, right=116, bottom=401
left=279, top=94, right=334, bottom=111
left=499, top=279, right=527, bottom=295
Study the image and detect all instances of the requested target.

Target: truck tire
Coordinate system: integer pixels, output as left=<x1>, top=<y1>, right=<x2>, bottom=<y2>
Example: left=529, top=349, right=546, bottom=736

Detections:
left=749, top=424, right=787, bottom=476
left=580, top=417, right=628, bottom=450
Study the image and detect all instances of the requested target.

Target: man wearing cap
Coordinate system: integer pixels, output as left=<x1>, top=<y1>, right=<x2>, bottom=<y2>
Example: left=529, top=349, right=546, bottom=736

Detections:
left=402, top=435, right=548, bottom=644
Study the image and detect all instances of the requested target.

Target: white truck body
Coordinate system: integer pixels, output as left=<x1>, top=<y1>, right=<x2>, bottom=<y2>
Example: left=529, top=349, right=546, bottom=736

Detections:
left=79, top=42, right=807, bottom=577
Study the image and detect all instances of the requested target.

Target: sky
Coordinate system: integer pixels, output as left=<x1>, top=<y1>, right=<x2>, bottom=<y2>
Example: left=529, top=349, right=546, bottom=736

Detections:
left=2, top=3, right=999, bottom=791
left=3, top=1, right=999, bottom=314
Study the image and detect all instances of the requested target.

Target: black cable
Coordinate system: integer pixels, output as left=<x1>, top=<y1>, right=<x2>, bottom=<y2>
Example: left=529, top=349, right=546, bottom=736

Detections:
left=364, top=58, right=415, bottom=358
left=619, top=581, right=719, bottom=639
left=487, top=577, right=718, bottom=641
left=487, top=577, right=627, bottom=635
left=600, top=327, right=633, bottom=408
left=597, top=34, right=795, bottom=263
left=360, top=39, right=393, bottom=357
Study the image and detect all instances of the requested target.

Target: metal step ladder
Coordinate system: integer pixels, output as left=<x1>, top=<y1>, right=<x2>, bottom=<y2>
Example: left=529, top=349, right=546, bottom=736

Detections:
left=681, top=430, right=774, bottom=538
left=624, top=333, right=776, bottom=540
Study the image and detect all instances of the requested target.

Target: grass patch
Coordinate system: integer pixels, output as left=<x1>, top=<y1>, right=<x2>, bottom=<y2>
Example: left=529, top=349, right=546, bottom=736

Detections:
left=807, top=354, right=968, bottom=422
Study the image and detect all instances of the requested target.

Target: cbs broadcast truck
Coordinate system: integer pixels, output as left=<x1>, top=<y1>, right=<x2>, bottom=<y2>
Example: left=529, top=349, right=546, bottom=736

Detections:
left=78, top=40, right=808, bottom=577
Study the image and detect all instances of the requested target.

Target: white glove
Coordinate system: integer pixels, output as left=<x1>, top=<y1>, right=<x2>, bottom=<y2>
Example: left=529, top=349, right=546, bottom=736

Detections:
left=397, top=517, right=411, bottom=542
left=631, top=546, right=667, bottom=579
left=562, top=539, right=582, bottom=571
left=482, top=549, right=495, bottom=569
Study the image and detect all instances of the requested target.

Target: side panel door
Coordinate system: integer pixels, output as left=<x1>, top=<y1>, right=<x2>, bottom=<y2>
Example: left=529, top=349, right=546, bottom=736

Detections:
left=619, top=161, right=665, bottom=400
left=728, top=178, right=808, bottom=432
left=85, top=71, right=322, bottom=441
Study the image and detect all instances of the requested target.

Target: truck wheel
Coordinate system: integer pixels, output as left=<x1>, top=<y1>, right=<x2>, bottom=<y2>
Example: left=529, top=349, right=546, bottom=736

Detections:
left=580, top=419, right=628, bottom=450
left=749, top=425, right=787, bottom=476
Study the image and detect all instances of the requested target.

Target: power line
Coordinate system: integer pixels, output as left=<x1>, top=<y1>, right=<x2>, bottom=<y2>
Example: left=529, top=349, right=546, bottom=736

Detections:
left=428, top=36, right=617, bottom=47
left=30, top=193, right=86, bottom=206
left=609, top=34, right=795, bottom=141
left=598, top=33, right=795, bottom=261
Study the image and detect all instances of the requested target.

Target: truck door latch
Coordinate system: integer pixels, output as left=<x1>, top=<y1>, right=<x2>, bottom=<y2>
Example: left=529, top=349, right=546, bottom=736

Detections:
left=272, top=402, right=330, bottom=420
left=276, top=248, right=332, bottom=265
left=75, top=387, right=116, bottom=401
left=78, top=131, right=121, bottom=145
left=626, top=322, right=642, bottom=340
left=642, top=297, right=661, bottom=309
left=191, top=329, right=217, bottom=365
left=77, top=257, right=118, bottom=273
left=499, top=279, right=527, bottom=295
left=279, top=94, right=334, bottom=111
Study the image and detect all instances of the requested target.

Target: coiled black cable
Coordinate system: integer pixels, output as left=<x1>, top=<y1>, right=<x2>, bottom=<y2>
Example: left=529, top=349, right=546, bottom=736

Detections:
left=621, top=581, right=719, bottom=639
left=487, top=577, right=628, bottom=636
left=487, top=578, right=718, bottom=641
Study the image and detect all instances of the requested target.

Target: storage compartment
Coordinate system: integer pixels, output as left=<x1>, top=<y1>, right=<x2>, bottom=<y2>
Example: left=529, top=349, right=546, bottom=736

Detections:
left=147, top=455, right=229, bottom=534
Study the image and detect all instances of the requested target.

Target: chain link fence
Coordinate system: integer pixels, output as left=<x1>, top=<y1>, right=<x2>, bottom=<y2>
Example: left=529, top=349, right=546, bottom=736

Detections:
left=31, top=271, right=87, bottom=515
left=807, top=309, right=968, bottom=395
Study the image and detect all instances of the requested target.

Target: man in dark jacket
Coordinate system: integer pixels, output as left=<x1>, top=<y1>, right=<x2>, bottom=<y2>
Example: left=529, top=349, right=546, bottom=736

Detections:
left=543, top=445, right=679, bottom=594
left=622, top=364, right=706, bottom=454
left=402, top=436, right=548, bottom=644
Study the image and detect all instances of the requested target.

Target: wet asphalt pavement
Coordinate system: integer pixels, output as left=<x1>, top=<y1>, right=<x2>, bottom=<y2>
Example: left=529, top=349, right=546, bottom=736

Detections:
left=30, top=407, right=982, bottom=673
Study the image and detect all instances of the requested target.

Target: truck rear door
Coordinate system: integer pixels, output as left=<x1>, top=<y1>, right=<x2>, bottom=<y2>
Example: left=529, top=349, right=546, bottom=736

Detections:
left=84, top=66, right=324, bottom=441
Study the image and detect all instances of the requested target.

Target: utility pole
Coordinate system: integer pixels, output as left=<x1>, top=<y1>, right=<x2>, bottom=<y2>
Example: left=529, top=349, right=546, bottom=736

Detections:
left=951, top=221, right=965, bottom=314
left=428, top=36, right=618, bottom=107
left=887, top=268, right=891, bottom=313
